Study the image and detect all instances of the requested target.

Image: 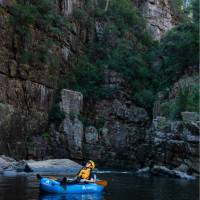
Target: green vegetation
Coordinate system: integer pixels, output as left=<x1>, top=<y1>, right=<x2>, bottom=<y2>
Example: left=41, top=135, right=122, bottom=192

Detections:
left=156, top=22, right=199, bottom=89
left=169, top=0, right=190, bottom=22
left=42, top=131, right=50, bottom=139
left=70, top=0, right=156, bottom=111
left=157, top=0, right=198, bottom=88
left=153, top=0, right=199, bottom=118
left=9, top=0, right=66, bottom=66
left=49, top=103, right=65, bottom=127
left=191, top=0, right=199, bottom=24
left=161, top=83, right=199, bottom=119
left=49, top=90, right=65, bottom=127
left=176, top=84, right=199, bottom=113
left=7, top=0, right=199, bottom=120
left=71, top=0, right=199, bottom=117
left=8, top=0, right=68, bottom=126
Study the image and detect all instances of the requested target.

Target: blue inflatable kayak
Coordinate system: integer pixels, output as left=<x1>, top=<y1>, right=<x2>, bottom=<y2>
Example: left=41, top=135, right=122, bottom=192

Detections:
left=39, top=193, right=103, bottom=200
left=39, top=177, right=104, bottom=194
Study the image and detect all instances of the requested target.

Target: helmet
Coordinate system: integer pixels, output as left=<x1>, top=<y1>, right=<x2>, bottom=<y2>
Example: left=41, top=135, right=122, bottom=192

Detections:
left=88, top=160, right=95, bottom=169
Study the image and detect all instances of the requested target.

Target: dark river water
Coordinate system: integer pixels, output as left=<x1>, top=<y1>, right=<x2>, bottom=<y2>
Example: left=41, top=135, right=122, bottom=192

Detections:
left=0, top=173, right=198, bottom=200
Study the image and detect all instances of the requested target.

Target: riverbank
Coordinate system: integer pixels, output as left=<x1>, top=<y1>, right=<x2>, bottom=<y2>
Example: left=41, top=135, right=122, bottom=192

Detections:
left=0, top=155, right=197, bottom=180
left=0, top=155, right=82, bottom=176
left=0, top=172, right=198, bottom=200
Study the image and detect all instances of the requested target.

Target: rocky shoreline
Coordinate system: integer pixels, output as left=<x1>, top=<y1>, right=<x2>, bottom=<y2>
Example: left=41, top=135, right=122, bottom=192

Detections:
left=0, top=155, right=82, bottom=176
left=136, top=165, right=196, bottom=180
left=0, top=155, right=197, bottom=180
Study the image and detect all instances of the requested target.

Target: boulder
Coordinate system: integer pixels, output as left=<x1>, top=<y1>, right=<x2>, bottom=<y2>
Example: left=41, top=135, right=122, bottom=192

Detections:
left=0, top=155, right=16, bottom=163
left=153, top=116, right=170, bottom=132
left=186, top=134, right=199, bottom=144
left=170, top=121, right=184, bottom=134
left=112, top=99, right=149, bottom=124
left=24, top=159, right=82, bottom=174
left=0, top=155, right=27, bottom=173
left=85, top=126, right=99, bottom=144
left=187, top=157, right=200, bottom=173
left=150, top=165, right=195, bottom=180
left=184, top=121, right=200, bottom=135
left=142, top=0, right=174, bottom=40
left=181, top=112, right=199, bottom=122
left=60, top=89, right=83, bottom=116
left=136, top=167, right=150, bottom=175
left=0, top=156, right=12, bottom=170
left=175, top=163, right=189, bottom=173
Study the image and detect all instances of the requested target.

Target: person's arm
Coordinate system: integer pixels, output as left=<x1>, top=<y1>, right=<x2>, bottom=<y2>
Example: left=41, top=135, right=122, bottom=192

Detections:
left=80, top=179, right=95, bottom=183
left=73, top=168, right=83, bottom=180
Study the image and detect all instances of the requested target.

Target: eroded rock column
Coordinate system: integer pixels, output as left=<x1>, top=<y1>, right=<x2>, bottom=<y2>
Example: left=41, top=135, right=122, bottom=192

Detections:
left=60, top=89, right=84, bottom=159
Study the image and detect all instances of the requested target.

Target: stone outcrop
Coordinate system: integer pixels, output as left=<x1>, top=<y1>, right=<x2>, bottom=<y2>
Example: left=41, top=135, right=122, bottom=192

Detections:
left=0, top=102, right=49, bottom=158
left=142, top=0, right=175, bottom=40
left=0, top=155, right=26, bottom=173
left=0, top=0, right=85, bottom=158
left=25, top=159, right=82, bottom=174
left=60, top=89, right=83, bottom=115
left=153, top=75, right=199, bottom=118
left=0, top=156, right=13, bottom=170
left=149, top=74, right=199, bottom=176
left=0, top=2, right=56, bottom=157
left=137, top=165, right=196, bottom=180
left=60, top=89, right=84, bottom=159
left=169, top=75, right=199, bottom=99
left=0, top=155, right=82, bottom=175
left=57, top=0, right=82, bottom=16
left=85, top=126, right=99, bottom=144
left=151, top=113, right=199, bottom=175
left=82, top=98, right=151, bottom=169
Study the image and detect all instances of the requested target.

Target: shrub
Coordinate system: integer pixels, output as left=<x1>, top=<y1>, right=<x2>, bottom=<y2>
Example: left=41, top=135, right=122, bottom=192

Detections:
left=156, top=22, right=199, bottom=89
left=71, top=0, right=155, bottom=112
left=49, top=90, right=65, bottom=127
left=176, top=84, right=199, bottom=112
left=155, top=0, right=199, bottom=90
left=191, top=0, right=199, bottom=24
left=49, top=104, right=65, bottom=127
left=161, top=83, right=199, bottom=119
left=9, top=0, right=66, bottom=67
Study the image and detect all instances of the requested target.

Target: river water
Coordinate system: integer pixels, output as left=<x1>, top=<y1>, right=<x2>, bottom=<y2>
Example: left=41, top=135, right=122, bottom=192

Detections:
left=0, top=172, right=198, bottom=200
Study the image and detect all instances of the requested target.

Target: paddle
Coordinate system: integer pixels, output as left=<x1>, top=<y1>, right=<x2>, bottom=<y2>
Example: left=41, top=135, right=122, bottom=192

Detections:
left=79, top=179, right=108, bottom=187
left=95, top=180, right=108, bottom=187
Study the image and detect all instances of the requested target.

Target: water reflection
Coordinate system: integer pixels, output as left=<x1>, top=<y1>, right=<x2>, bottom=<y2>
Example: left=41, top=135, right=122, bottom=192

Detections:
left=39, top=193, right=104, bottom=200
left=0, top=174, right=198, bottom=200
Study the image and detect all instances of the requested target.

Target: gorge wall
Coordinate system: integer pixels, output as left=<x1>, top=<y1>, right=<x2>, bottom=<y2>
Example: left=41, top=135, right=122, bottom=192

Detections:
left=0, top=0, right=85, bottom=158
left=0, top=0, right=199, bottom=176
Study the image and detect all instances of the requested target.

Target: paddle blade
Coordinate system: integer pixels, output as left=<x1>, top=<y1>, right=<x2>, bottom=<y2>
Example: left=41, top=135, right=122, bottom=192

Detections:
left=95, top=180, right=108, bottom=187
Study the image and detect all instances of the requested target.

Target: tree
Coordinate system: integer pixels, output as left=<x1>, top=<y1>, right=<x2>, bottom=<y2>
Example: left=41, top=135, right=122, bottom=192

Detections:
left=71, top=0, right=156, bottom=112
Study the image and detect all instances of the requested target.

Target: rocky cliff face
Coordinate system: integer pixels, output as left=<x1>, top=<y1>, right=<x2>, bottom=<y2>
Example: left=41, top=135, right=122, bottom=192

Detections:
left=0, top=5, right=54, bottom=157
left=83, top=99, right=150, bottom=168
left=152, top=113, right=199, bottom=174
left=141, top=0, right=176, bottom=40
left=150, top=74, right=199, bottom=175
left=0, top=0, right=84, bottom=158
left=0, top=0, right=198, bottom=176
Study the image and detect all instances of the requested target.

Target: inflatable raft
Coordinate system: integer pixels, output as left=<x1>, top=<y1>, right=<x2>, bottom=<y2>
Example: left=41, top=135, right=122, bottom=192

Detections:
left=39, top=177, right=104, bottom=194
left=39, top=193, right=104, bottom=200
